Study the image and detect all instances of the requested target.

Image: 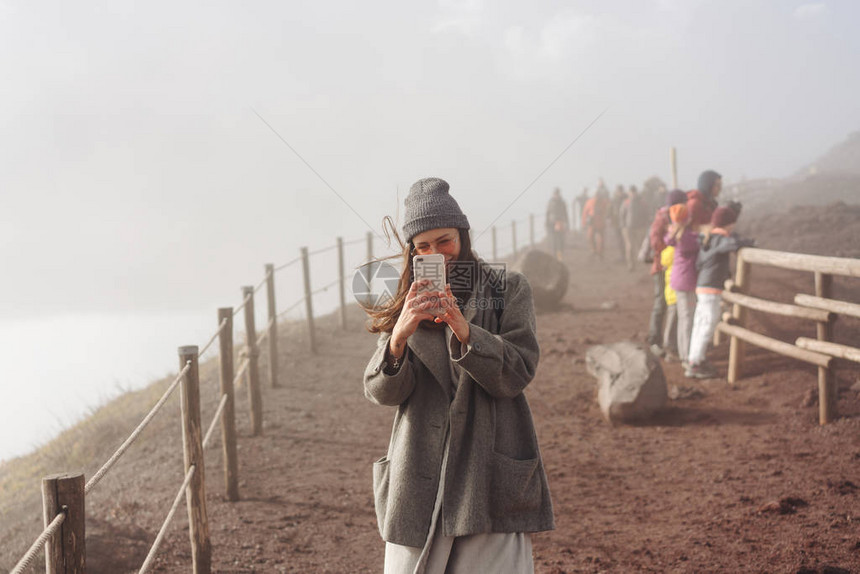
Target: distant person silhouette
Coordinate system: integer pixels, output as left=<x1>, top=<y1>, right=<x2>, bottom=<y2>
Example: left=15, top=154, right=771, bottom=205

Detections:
left=545, top=187, right=569, bottom=261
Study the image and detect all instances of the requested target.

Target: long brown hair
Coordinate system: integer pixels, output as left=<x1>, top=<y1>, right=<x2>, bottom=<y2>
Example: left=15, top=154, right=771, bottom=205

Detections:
left=365, top=216, right=477, bottom=334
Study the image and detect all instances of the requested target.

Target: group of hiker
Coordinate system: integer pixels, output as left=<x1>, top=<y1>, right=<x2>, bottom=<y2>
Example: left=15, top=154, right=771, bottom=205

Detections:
left=546, top=170, right=754, bottom=380
left=547, top=181, right=660, bottom=269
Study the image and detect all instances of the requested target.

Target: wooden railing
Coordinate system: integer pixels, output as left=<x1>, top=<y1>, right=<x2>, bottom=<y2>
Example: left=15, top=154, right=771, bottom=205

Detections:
left=717, top=247, right=860, bottom=425
left=10, top=216, right=542, bottom=574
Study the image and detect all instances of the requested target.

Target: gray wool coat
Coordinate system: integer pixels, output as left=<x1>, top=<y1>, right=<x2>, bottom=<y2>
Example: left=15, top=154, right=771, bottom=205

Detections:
left=363, top=264, right=555, bottom=548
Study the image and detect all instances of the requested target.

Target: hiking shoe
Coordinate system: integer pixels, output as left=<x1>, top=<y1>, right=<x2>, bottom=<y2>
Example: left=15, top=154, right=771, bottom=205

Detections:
left=649, top=344, right=664, bottom=357
left=685, top=363, right=719, bottom=379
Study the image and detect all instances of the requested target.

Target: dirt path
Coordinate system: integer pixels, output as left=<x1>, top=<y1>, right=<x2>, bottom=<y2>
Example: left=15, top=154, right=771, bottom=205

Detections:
left=100, top=233, right=859, bottom=573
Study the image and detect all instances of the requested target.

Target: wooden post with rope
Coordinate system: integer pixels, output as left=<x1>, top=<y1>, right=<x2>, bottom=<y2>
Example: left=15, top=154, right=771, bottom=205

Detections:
left=42, top=473, right=85, bottom=574
left=337, top=237, right=347, bottom=330
left=177, top=345, right=211, bottom=574
left=265, top=264, right=279, bottom=388
left=217, top=308, right=239, bottom=501
left=815, top=272, right=836, bottom=424
left=241, top=287, right=263, bottom=435
left=301, top=247, right=317, bottom=354
left=727, top=251, right=752, bottom=384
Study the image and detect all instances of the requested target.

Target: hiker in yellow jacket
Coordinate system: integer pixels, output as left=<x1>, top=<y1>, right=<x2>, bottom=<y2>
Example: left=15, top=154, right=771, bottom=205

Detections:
left=661, top=246, right=680, bottom=362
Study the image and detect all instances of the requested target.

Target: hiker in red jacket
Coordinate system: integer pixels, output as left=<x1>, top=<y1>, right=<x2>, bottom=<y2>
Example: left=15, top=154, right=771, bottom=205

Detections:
left=687, top=170, right=722, bottom=230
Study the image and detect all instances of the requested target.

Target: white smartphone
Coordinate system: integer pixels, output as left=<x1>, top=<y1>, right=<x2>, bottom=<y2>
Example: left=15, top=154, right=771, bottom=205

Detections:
left=413, top=253, right=446, bottom=314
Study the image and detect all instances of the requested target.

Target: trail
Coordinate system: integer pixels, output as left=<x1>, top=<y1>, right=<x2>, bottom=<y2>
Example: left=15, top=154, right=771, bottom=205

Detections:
left=85, top=230, right=860, bottom=573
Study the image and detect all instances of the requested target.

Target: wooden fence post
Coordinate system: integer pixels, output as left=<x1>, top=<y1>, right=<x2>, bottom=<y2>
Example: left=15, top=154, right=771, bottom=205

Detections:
left=217, top=308, right=239, bottom=502
left=727, top=252, right=751, bottom=385
left=492, top=226, right=497, bottom=261
left=512, top=220, right=517, bottom=259
left=301, top=247, right=317, bottom=354
left=265, top=264, right=279, bottom=388
left=529, top=214, right=535, bottom=247
left=241, top=287, right=263, bottom=436
left=42, top=473, right=85, bottom=574
left=815, top=272, right=836, bottom=424
left=177, top=346, right=211, bottom=574
left=337, top=237, right=347, bottom=330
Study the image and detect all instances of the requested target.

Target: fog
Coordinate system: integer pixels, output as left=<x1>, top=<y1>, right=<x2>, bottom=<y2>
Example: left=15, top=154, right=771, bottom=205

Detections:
left=1, top=0, right=859, bottom=459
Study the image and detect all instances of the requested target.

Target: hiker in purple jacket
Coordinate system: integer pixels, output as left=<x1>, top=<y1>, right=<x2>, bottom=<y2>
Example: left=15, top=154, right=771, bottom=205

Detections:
left=664, top=203, right=699, bottom=366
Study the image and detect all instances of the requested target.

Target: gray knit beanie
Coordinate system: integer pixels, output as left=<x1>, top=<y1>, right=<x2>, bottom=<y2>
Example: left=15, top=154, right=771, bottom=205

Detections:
left=402, top=177, right=470, bottom=242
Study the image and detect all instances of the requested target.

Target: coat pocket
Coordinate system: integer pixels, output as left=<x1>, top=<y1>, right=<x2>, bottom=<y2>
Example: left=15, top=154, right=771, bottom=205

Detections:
left=490, top=452, right=542, bottom=518
left=372, top=456, right=391, bottom=531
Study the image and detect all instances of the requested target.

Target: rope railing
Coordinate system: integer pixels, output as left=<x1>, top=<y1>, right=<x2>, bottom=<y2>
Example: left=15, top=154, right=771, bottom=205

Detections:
left=255, top=317, right=274, bottom=348
left=202, top=394, right=229, bottom=450
left=138, top=464, right=197, bottom=574
left=85, top=361, right=192, bottom=495
left=275, top=234, right=367, bottom=273
left=309, top=243, right=338, bottom=257
left=254, top=275, right=268, bottom=294
left=311, top=277, right=341, bottom=296
left=233, top=357, right=250, bottom=387
left=274, top=255, right=302, bottom=273
left=232, top=292, right=252, bottom=317
left=198, top=318, right=228, bottom=360
left=9, top=511, right=66, bottom=574
left=277, top=295, right=306, bottom=320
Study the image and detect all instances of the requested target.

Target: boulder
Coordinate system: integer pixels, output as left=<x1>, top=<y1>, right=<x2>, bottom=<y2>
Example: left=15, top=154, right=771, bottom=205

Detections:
left=511, top=250, right=569, bottom=309
left=585, top=342, right=668, bottom=424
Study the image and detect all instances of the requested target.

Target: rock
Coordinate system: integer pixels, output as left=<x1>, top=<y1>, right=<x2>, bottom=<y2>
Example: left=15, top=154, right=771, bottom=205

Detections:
left=511, top=249, right=569, bottom=310
left=599, top=301, right=618, bottom=310
left=668, top=385, right=705, bottom=401
left=757, top=497, right=808, bottom=515
left=585, top=342, right=668, bottom=424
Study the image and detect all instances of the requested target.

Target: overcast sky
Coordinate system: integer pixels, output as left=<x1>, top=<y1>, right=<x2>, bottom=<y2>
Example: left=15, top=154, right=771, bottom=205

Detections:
left=2, top=0, right=859, bottom=318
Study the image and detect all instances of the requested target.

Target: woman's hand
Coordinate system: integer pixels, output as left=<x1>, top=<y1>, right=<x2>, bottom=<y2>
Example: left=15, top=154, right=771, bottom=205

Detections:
left=433, top=284, right=470, bottom=345
left=390, top=280, right=436, bottom=358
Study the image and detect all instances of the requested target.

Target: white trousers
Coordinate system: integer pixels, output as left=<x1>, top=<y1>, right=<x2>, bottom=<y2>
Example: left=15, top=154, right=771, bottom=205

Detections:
left=384, top=523, right=534, bottom=574
left=384, top=426, right=534, bottom=574
left=688, top=292, right=722, bottom=366
left=675, top=290, right=697, bottom=362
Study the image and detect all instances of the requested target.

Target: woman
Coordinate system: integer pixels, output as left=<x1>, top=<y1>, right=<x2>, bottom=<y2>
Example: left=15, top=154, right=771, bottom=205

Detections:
left=664, top=203, right=699, bottom=367
left=363, top=177, right=554, bottom=574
